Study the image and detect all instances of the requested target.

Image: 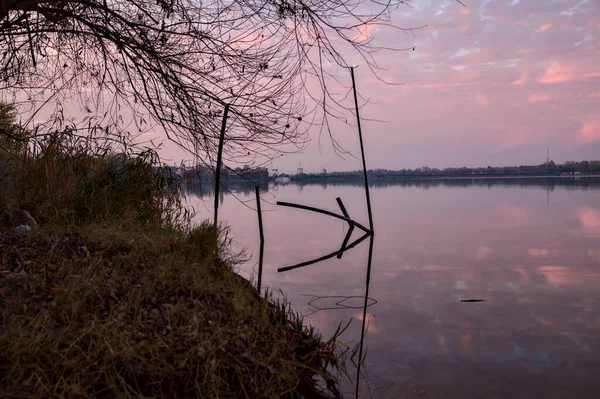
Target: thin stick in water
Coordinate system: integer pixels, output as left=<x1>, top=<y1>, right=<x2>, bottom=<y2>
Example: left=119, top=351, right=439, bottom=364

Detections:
left=213, top=103, right=230, bottom=227
left=255, top=186, right=265, bottom=292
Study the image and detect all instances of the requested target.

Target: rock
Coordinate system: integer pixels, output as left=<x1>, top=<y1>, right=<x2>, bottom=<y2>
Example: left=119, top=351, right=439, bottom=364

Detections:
left=21, top=210, right=38, bottom=229
left=15, top=225, right=31, bottom=234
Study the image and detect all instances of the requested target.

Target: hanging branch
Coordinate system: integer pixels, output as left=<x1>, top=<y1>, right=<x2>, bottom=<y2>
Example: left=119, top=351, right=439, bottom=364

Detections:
left=1, top=0, right=421, bottom=163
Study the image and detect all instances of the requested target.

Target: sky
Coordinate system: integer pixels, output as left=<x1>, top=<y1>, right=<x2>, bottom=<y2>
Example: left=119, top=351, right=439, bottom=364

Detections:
left=163, top=0, right=600, bottom=173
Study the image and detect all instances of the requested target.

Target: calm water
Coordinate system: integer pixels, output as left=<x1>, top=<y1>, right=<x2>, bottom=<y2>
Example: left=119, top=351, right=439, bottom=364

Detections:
left=186, top=178, right=600, bottom=398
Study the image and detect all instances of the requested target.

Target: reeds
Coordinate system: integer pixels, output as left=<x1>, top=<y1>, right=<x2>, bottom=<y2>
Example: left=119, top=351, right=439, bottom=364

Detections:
left=0, top=128, right=187, bottom=230
left=0, top=128, right=343, bottom=398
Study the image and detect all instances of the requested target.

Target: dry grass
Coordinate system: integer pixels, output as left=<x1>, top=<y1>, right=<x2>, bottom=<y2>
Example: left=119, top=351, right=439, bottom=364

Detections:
left=0, top=129, right=344, bottom=398
left=0, top=224, right=342, bottom=398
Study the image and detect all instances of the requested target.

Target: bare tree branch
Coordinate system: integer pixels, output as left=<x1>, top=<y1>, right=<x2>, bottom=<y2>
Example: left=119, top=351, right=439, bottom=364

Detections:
left=1, top=0, right=422, bottom=163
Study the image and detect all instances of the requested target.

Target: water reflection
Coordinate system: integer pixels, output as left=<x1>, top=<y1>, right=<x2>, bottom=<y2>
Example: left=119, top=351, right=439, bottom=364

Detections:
left=186, top=177, right=600, bottom=398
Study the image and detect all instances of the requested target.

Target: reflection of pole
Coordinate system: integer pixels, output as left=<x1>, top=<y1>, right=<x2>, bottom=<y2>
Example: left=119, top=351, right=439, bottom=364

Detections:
left=255, top=186, right=265, bottom=292
left=356, top=236, right=374, bottom=398
left=350, top=67, right=375, bottom=399
left=213, top=104, right=230, bottom=227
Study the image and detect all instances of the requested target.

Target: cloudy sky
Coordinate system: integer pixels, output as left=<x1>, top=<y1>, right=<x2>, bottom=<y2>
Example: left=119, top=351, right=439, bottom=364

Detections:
left=165, top=0, right=600, bottom=173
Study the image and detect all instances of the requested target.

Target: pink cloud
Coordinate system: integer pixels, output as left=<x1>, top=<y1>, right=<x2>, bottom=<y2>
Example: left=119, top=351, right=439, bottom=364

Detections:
left=538, top=64, right=574, bottom=84
left=417, top=82, right=469, bottom=89
left=512, top=71, right=529, bottom=85
left=539, top=23, right=552, bottom=32
left=578, top=121, right=600, bottom=143
left=502, top=134, right=529, bottom=149
left=476, top=246, right=492, bottom=260
left=517, top=48, right=536, bottom=55
left=528, top=93, right=558, bottom=102
left=476, top=93, right=490, bottom=106
left=464, top=47, right=494, bottom=65
left=538, top=64, right=600, bottom=84
left=585, top=18, right=600, bottom=28
left=354, top=23, right=375, bottom=42
left=229, top=0, right=600, bottom=173
left=415, top=69, right=482, bottom=90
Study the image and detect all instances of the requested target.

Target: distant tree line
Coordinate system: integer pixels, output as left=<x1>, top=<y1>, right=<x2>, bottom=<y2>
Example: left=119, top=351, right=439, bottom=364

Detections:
left=292, top=160, right=600, bottom=179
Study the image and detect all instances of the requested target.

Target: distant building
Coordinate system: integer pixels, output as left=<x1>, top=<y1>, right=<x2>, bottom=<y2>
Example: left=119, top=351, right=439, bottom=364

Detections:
left=321, top=168, right=327, bottom=175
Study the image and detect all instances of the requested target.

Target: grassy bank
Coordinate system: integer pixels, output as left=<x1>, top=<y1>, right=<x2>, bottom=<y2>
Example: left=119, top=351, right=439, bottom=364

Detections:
left=0, top=129, right=343, bottom=398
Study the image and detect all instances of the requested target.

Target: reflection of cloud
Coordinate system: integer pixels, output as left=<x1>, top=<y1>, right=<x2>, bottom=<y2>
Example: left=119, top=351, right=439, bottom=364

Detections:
left=476, top=246, right=492, bottom=260
left=513, top=266, right=530, bottom=281
left=354, top=312, right=380, bottom=334
left=437, top=334, right=449, bottom=352
left=537, top=265, right=576, bottom=286
left=517, top=296, right=535, bottom=304
left=460, top=333, right=472, bottom=352
left=589, top=249, right=600, bottom=259
left=528, top=248, right=556, bottom=258
left=498, top=204, right=534, bottom=226
left=455, top=280, right=469, bottom=290
left=577, top=207, right=600, bottom=234
left=401, top=264, right=455, bottom=271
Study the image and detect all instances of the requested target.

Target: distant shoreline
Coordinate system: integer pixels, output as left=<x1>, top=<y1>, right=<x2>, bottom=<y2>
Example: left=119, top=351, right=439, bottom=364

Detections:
left=289, top=174, right=600, bottom=182
left=375, top=174, right=600, bottom=180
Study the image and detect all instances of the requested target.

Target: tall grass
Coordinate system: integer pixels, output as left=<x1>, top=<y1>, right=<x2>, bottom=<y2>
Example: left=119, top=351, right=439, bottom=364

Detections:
left=0, top=128, right=187, bottom=230
left=0, top=127, right=344, bottom=398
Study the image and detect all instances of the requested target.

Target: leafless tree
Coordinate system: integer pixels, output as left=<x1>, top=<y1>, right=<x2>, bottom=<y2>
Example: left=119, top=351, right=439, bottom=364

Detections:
left=1, top=0, right=420, bottom=164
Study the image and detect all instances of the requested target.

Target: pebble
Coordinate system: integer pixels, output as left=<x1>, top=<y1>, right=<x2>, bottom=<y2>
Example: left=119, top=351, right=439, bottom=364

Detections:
left=15, top=225, right=31, bottom=234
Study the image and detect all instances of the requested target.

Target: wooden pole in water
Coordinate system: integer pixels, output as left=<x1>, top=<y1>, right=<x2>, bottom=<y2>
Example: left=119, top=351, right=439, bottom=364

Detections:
left=350, top=67, right=375, bottom=399
left=213, top=104, right=230, bottom=227
left=350, top=67, right=374, bottom=234
left=255, top=186, right=265, bottom=292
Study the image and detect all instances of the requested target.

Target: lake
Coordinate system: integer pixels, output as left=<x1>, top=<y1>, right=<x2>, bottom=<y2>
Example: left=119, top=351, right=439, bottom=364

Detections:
left=185, top=177, right=600, bottom=398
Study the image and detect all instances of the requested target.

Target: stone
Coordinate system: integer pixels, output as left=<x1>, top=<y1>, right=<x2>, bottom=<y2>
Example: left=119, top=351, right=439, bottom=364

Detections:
left=15, top=225, right=31, bottom=234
